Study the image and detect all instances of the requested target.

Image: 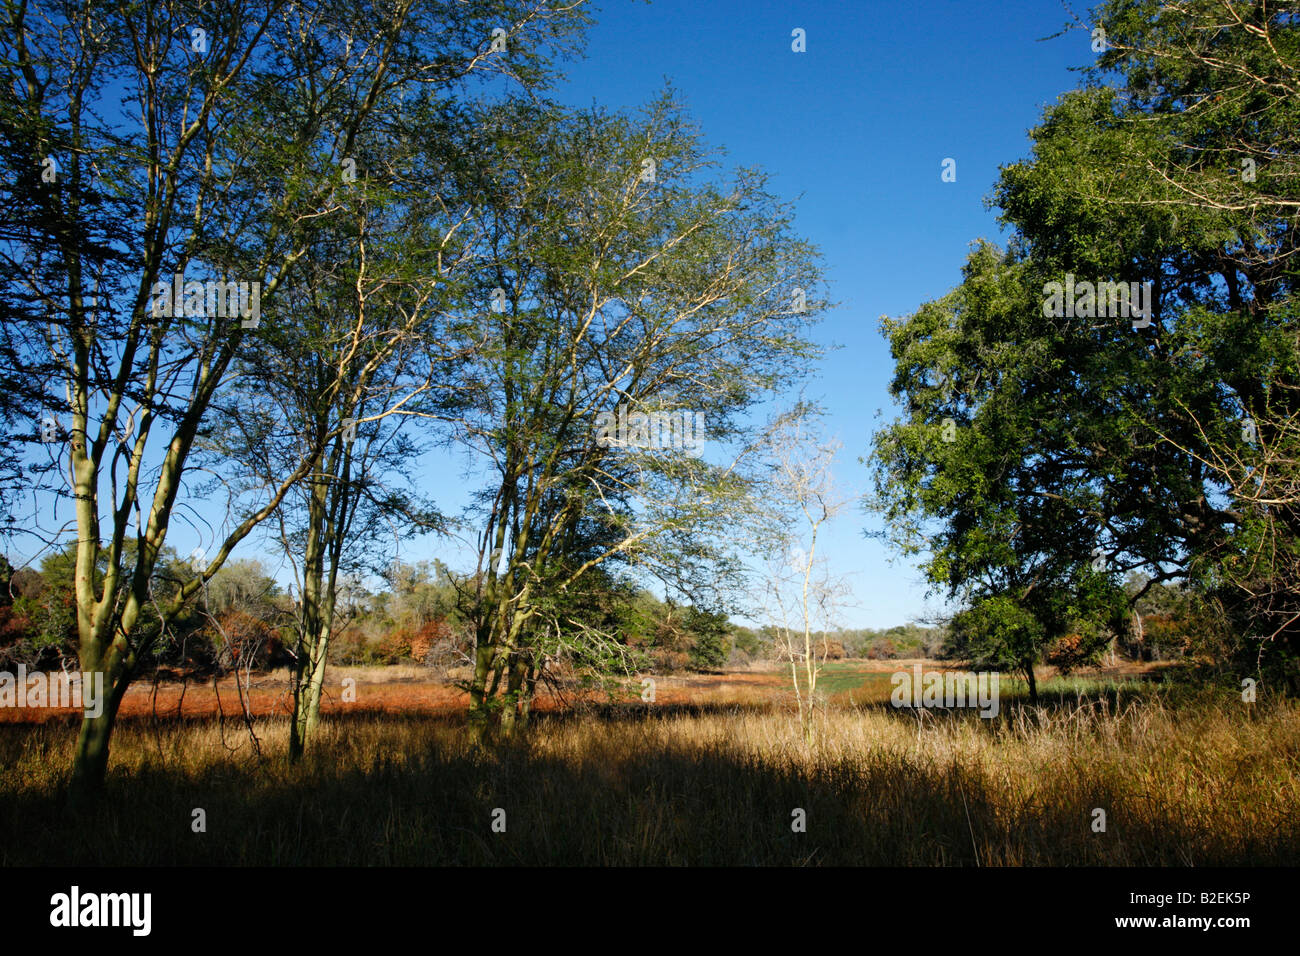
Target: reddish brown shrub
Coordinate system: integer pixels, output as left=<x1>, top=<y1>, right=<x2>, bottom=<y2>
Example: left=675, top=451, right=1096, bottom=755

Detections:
left=212, top=610, right=285, bottom=669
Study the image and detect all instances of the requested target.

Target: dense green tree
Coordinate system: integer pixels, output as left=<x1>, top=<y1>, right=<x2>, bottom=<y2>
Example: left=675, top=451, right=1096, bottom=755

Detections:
left=869, top=0, right=1299, bottom=689
left=684, top=606, right=731, bottom=671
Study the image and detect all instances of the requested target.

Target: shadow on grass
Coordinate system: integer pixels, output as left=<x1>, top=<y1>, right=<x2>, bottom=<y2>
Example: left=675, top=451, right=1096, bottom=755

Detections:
left=2, top=701, right=1295, bottom=866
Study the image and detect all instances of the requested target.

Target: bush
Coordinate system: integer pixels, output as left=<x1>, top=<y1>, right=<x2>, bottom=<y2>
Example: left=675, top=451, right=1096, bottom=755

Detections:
left=209, top=610, right=290, bottom=672
left=818, top=639, right=845, bottom=660
left=866, top=638, right=897, bottom=660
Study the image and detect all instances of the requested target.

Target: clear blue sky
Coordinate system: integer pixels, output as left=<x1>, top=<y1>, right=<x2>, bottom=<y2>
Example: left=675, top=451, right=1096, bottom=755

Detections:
left=530, top=0, right=1095, bottom=627
left=13, top=0, right=1103, bottom=630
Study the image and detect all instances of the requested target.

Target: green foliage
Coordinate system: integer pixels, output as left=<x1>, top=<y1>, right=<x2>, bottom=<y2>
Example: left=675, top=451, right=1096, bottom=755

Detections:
left=869, top=0, right=1300, bottom=689
left=946, top=595, right=1044, bottom=677
left=685, top=607, right=731, bottom=672
left=729, top=625, right=770, bottom=662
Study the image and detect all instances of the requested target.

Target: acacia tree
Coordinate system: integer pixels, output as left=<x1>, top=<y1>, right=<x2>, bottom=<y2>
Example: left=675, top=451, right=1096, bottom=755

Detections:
left=167, top=17, right=589, bottom=760
left=0, top=0, right=590, bottom=801
left=446, top=93, right=827, bottom=737
left=206, top=242, right=450, bottom=758
left=201, top=98, right=475, bottom=758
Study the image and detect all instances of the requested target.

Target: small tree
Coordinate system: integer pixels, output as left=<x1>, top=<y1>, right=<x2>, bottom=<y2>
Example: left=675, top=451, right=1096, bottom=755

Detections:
left=945, top=594, right=1045, bottom=702
left=685, top=606, right=731, bottom=672
left=943, top=569, right=1128, bottom=703
left=753, top=412, right=851, bottom=744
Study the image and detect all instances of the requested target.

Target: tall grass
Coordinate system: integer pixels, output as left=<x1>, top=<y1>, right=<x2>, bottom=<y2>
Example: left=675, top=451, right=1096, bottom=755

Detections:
left=1, top=692, right=1296, bottom=865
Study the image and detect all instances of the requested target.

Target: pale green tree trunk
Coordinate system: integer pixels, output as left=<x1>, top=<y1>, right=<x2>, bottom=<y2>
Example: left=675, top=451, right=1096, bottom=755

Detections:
left=289, top=444, right=349, bottom=760
left=290, top=470, right=330, bottom=760
left=68, top=671, right=131, bottom=807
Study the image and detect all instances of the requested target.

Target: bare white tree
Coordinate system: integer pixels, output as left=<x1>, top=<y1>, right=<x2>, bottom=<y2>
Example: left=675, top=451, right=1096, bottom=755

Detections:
left=751, top=412, right=853, bottom=745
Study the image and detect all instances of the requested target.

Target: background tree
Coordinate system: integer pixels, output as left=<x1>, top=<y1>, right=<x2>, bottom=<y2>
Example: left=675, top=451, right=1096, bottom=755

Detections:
left=682, top=605, right=731, bottom=671
left=201, top=559, right=290, bottom=673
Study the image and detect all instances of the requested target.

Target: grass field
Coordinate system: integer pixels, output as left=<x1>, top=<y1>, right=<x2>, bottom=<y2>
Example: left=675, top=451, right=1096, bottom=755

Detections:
left=2, top=662, right=1296, bottom=865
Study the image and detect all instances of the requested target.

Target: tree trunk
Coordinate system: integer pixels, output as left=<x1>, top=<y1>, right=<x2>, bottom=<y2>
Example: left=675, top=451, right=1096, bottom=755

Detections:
left=303, top=632, right=330, bottom=741
left=69, top=712, right=114, bottom=807
left=498, top=654, right=528, bottom=737
left=289, top=474, right=328, bottom=762
left=518, top=662, right=538, bottom=730
left=67, top=671, right=129, bottom=808
left=1024, top=660, right=1038, bottom=704
left=289, top=624, right=331, bottom=760
left=290, top=554, right=339, bottom=759
left=467, top=628, right=496, bottom=743
left=487, top=657, right=505, bottom=698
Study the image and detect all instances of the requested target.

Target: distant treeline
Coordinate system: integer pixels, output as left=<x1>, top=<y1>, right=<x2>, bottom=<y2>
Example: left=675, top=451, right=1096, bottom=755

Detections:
left=0, top=552, right=732, bottom=676
left=5, top=548, right=1200, bottom=678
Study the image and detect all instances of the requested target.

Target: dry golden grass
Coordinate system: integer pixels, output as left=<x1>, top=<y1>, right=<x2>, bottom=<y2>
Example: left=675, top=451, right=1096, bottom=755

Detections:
left=1, top=686, right=1296, bottom=865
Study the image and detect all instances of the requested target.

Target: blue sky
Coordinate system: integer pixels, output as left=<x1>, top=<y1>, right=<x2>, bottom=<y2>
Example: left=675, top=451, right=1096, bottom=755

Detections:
left=13, top=0, right=1105, bottom=630
left=529, top=0, right=1097, bottom=627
